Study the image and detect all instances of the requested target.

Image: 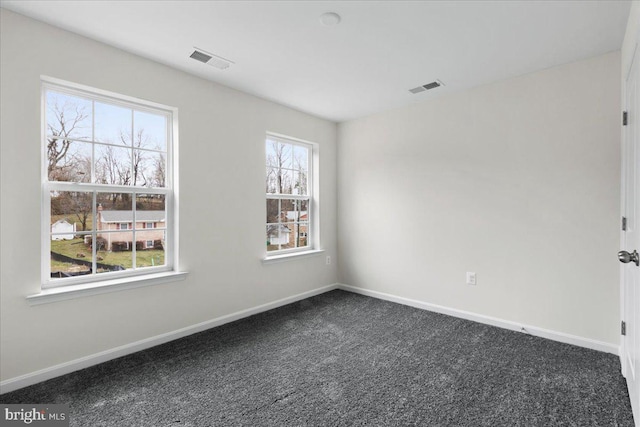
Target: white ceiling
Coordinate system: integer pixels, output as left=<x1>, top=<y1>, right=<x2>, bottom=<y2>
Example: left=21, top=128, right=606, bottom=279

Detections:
left=1, top=1, right=631, bottom=122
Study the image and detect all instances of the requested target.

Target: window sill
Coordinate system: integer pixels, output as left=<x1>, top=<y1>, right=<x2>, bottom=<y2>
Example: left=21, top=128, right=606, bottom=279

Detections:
left=262, top=249, right=325, bottom=264
left=27, top=271, right=188, bottom=305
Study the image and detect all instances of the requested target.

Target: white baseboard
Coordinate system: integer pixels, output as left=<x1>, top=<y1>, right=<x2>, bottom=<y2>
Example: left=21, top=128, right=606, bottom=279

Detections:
left=336, top=283, right=619, bottom=355
left=0, top=283, right=339, bottom=395
left=2, top=282, right=619, bottom=394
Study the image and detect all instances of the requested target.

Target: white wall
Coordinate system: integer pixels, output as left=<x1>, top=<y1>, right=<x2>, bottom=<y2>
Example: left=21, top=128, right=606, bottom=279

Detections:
left=622, top=1, right=640, bottom=82
left=338, top=51, right=621, bottom=345
left=0, top=9, right=337, bottom=382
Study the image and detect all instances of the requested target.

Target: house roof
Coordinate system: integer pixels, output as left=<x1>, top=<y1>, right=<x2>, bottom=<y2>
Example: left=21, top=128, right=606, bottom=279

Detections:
left=52, top=218, right=72, bottom=225
left=267, top=224, right=291, bottom=234
left=100, top=210, right=165, bottom=223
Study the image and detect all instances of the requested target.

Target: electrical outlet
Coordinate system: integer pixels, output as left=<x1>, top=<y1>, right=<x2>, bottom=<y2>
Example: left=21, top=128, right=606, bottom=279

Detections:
left=326, top=256, right=331, bottom=265
left=466, top=272, right=477, bottom=285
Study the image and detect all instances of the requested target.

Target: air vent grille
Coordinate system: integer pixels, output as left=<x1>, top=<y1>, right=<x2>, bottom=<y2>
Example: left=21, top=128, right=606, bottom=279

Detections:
left=422, top=81, right=441, bottom=90
left=190, top=50, right=212, bottom=64
left=190, top=48, right=234, bottom=70
left=409, top=80, right=444, bottom=94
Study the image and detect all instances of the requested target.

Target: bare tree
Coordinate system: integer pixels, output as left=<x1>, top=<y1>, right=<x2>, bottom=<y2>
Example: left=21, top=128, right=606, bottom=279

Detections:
left=47, top=100, right=90, bottom=181
left=70, top=192, right=92, bottom=231
left=96, top=144, right=129, bottom=186
left=128, top=130, right=150, bottom=187
left=292, top=149, right=308, bottom=195
left=96, top=130, right=151, bottom=186
left=96, top=129, right=154, bottom=187
left=151, top=153, right=166, bottom=188
left=266, top=141, right=292, bottom=194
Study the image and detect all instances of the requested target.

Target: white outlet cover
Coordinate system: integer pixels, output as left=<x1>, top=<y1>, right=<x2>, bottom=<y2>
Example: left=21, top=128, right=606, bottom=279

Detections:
left=466, top=272, right=477, bottom=285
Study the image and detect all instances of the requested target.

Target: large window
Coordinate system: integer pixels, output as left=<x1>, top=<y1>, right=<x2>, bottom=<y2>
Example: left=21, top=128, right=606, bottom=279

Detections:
left=266, top=134, right=313, bottom=254
left=43, top=78, right=177, bottom=288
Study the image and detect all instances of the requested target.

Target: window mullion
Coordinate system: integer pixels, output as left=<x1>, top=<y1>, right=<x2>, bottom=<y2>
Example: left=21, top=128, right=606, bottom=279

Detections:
left=132, top=190, right=137, bottom=270
left=91, top=99, right=95, bottom=184
left=266, top=194, right=309, bottom=201
left=91, top=140, right=166, bottom=155
left=92, top=191, right=97, bottom=275
left=46, top=181, right=169, bottom=195
left=278, top=198, right=282, bottom=251
left=130, top=108, right=135, bottom=187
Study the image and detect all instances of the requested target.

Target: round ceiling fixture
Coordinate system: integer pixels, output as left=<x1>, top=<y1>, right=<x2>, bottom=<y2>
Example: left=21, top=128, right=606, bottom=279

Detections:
left=319, top=12, right=341, bottom=26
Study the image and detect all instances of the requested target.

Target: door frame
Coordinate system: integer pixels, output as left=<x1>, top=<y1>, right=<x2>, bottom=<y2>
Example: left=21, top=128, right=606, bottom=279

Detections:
left=620, top=25, right=640, bottom=425
left=620, top=42, right=636, bottom=380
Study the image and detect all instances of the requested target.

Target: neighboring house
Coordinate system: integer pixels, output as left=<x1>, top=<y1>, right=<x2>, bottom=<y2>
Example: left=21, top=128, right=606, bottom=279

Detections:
left=51, top=218, right=76, bottom=240
left=96, top=205, right=165, bottom=251
left=267, top=224, right=291, bottom=245
left=284, top=211, right=308, bottom=246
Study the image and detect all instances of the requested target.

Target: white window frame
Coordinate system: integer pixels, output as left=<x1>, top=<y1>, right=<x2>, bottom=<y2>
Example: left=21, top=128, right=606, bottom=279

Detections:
left=265, top=132, right=318, bottom=258
left=41, top=76, right=180, bottom=290
left=145, top=240, right=154, bottom=249
left=119, top=223, right=130, bottom=231
left=145, top=222, right=154, bottom=229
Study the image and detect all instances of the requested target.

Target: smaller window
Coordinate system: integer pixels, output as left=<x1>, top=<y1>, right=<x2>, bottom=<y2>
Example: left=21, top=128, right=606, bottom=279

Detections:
left=145, top=222, right=155, bottom=229
left=265, top=134, right=315, bottom=255
left=119, top=223, right=130, bottom=230
left=146, top=240, right=154, bottom=249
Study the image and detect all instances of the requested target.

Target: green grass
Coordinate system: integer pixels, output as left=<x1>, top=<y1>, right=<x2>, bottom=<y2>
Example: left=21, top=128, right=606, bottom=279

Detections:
left=50, top=238, right=164, bottom=271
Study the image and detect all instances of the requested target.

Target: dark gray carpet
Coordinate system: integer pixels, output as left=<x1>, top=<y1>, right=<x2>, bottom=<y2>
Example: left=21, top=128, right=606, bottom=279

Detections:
left=0, top=290, right=634, bottom=426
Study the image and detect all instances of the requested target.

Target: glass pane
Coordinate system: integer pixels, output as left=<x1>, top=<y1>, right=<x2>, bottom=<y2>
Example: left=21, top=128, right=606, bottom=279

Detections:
left=95, top=194, right=133, bottom=272
left=299, top=199, right=309, bottom=219
left=95, top=144, right=132, bottom=185
left=293, top=145, right=308, bottom=172
left=277, top=169, right=293, bottom=194
left=51, top=191, right=94, bottom=232
left=289, top=223, right=306, bottom=248
left=96, top=192, right=133, bottom=227
left=135, top=230, right=165, bottom=268
left=46, top=91, right=92, bottom=141
left=146, top=152, right=166, bottom=188
left=266, top=167, right=278, bottom=194
left=292, top=171, right=307, bottom=196
left=280, top=223, right=295, bottom=250
left=266, top=199, right=279, bottom=223
left=280, top=199, right=308, bottom=223
left=266, top=223, right=290, bottom=252
left=298, top=222, right=309, bottom=247
left=134, top=111, right=167, bottom=151
left=48, top=141, right=92, bottom=182
left=135, top=194, right=166, bottom=230
left=50, top=233, right=93, bottom=279
left=97, top=231, right=133, bottom=273
left=280, top=199, right=293, bottom=221
left=266, top=140, right=292, bottom=169
left=95, top=102, right=132, bottom=145
left=133, top=150, right=165, bottom=187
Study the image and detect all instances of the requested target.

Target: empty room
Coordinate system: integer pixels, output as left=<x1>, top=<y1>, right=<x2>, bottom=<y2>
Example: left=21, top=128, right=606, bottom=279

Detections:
left=0, top=1, right=638, bottom=425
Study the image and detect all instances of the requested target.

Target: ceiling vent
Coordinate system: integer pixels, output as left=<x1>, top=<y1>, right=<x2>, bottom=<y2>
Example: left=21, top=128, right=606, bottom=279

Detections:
left=409, top=80, right=444, bottom=94
left=190, top=48, right=234, bottom=70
